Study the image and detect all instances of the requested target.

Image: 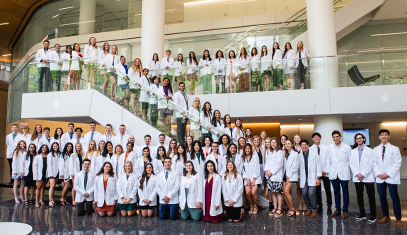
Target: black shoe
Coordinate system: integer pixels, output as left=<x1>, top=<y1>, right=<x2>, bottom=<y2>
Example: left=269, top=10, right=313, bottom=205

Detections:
left=368, top=216, right=377, bottom=223
left=317, top=206, right=323, bottom=213
left=269, top=202, right=274, bottom=212
left=356, top=215, right=366, bottom=221
left=327, top=207, right=332, bottom=215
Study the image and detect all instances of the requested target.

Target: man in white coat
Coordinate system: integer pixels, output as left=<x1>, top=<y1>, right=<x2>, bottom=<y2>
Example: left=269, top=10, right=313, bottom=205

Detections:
left=299, top=139, right=321, bottom=218
left=83, top=122, right=102, bottom=149
left=38, top=127, right=54, bottom=149
left=61, top=123, right=75, bottom=150
left=137, top=135, right=154, bottom=159
left=6, top=124, right=22, bottom=185
left=73, top=159, right=95, bottom=216
left=310, top=132, right=332, bottom=214
left=155, top=157, right=180, bottom=220
left=373, top=129, right=402, bottom=226
left=114, top=124, right=130, bottom=148
left=326, top=130, right=351, bottom=219
left=160, top=50, right=174, bottom=79
left=98, top=124, right=116, bottom=148
left=48, top=44, right=63, bottom=91
left=35, top=40, right=51, bottom=92
left=173, top=82, right=189, bottom=145
left=152, top=134, right=167, bottom=159
left=349, top=133, right=376, bottom=223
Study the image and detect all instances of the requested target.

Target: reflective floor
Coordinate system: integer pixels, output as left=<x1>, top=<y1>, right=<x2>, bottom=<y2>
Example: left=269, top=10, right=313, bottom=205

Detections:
left=0, top=185, right=407, bottom=235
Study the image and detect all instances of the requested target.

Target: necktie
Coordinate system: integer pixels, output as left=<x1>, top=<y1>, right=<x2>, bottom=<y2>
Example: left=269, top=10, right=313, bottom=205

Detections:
left=317, top=146, right=320, bottom=155
left=382, top=146, right=386, bottom=160
left=181, top=91, right=188, bottom=108
left=69, top=132, right=73, bottom=139
left=77, top=137, right=79, bottom=143
left=167, top=58, right=169, bottom=62
left=121, top=135, right=123, bottom=142
left=107, top=135, right=110, bottom=142
left=12, top=133, right=16, bottom=140
left=165, top=171, right=168, bottom=180
left=90, top=132, right=94, bottom=141
left=84, top=171, right=88, bottom=190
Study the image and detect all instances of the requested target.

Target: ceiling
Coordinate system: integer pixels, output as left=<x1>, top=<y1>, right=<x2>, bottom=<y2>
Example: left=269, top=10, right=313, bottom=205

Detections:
left=0, top=0, right=49, bottom=63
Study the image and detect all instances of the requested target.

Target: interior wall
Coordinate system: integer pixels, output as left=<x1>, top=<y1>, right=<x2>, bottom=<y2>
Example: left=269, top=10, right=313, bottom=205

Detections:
left=0, top=82, right=8, bottom=184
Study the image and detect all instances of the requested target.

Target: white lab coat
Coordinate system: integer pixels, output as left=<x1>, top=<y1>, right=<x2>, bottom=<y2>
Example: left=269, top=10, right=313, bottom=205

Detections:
left=174, top=61, right=186, bottom=77
left=222, top=173, right=244, bottom=207
left=20, top=152, right=34, bottom=176
left=20, top=134, right=31, bottom=150
left=283, top=49, right=296, bottom=75
left=349, top=146, right=375, bottom=183
left=114, top=134, right=130, bottom=150
left=94, top=175, right=118, bottom=207
left=189, top=106, right=203, bottom=130
left=83, top=131, right=102, bottom=149
left=149, top=61, right=161, bottom=77
left=202, top=173, right=223, bottom=216
left=115, top=151, right=136, bottom=176
left=46, top=152, right=60, bottom=178
left=372, top=143, right=402, bottom=184
left=172, top=154, right=188, bottom=177
left=207, top=153, right=223, bottom=175
left=99, top=51, right=110, bottom=70
left=69, top=153, right=84, bottom=177
left=38, top=136, right=54, bottom=149
left=157, top=86, right=173, bottom=109
left=6, top=132, right=22, bottom=159
left=232, top=127, right=244, bottom=141
left=70, top=51, right=82, bottom=71
left=12, top=150, right=25, bottom=176
left=115, top=63, right=128, bottom=86
left=128, top=67, right=142, bottom=89
left=326, top=143, right=351, bottom=181
left=173, top=90, right=189, bottom=118
left=237, top=56, right=251, bottom=74
left=211, top=119, right=224, bottom=142
left=284, top=150, right=299, bottom=182
left=201, top=112, right=212, bottom=135
left=179, top=174, right=203, bottom=210
left=35, top=48, right=51, bottom=67
left=72, top=136, right=87, bottom=153
left=272, top=49, right=283, bottom=69
left=117, top=173, right=139, bottom=204
left=149, top=84, right=161, bottom=105
left=61, top=132, right=75, bottom=150
left=299, top=151, right=322, bottom=188
left=221, top=154, right=243, bottom=175
left=160, top=57, right=175, bottom=76
left=242, top=153, right=261, bottom=185
left=74, top=170, right=95, bottom=202
left=264, top=150, right=284, bottom=182
left=250, top=54, right=261, bottom=72
left=48, top=50, right=62, bottom=71
left=155, top=170, right=180, bottom=204
left=212, top=57, right=226, bottom=76
left=98, top=133, right=116, bottom=148
left=110, top=154, right=122, bottom=176
left=106, top=54, right=120, bottom=68
left=61, top=52, right=71, bottom=71
left=199, top=58, right=212, bottom=76
left=226, top=58, right=239, bottom=77
left=84, top=45, right=99, bottom=63
left=187, top=59, right=199, bottom=75
left=59, top=153, right=72, bottom=181
left=309, top=144, right=329, bottom=177
left=188, top=154, right=207, bottom=179
left=32, top=154, right=46, bottom=181
left=295, top=48, right=310, bottom=68
left=260, top=53, right=271, bottom=72
left=139, top=75, right=151, bottom=103
left=138, top=174, right=158, bottom=206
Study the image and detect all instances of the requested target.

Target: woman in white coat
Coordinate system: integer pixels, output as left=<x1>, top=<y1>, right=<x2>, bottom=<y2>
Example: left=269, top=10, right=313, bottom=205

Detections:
left=179, top=161, right=203, bottom=221
left=158, top=77, right=174, bottom=134
left=99, top=42, right=110, bottom=86
left=283, top=42, right=296, bottom=90
left=94, top=162, right=118, bottom=216
left=12, top=140, right=26, bottom=204
left=61, top=45, right=72, bottom=91
left=211, top=110, right=224, bottom=142
left=70, top=43, right=83, bottom=91
left=271, top=42, right=283, bottom=90
left=47, top=142, right=61, bottom=207
left=221, top=143, right=243, bottom=175
left=128, top=58, right=142, bottom=115
left=149, top=76, right=161, bottom=127
left=30, top=124, right=43, bottom=150
left=250, top=48, right=261, bottom=92
left=232, top=118, right=244, bottom=142
left=202, top=160, right=223, bottom=222
left=92, top=141, right=108, bottom=177
left=117, top=161, right=138, bottom=216
left=84, top=37, right=99, bottom=89
left=222, top=160, right=244, bottom=222
left=110, top=145, right=124, bottom=176
left=260, top=46, right=271, bottom=91
left=59, top=142, right=73, bottom=205
left=242, top=143, right=261, bottom=215
left=149, top=53, right=161, bottom=79
left=283, top=139, right=299, bottom=217
left=173, top=145, right=188, bottom=177
left=85, top=140, right=97, bottom=172
left=33, top=144, right=50, bottom=207
left=189, top=97, right=202, bottom=140
left=295, top=41, right=310, bottom=90
left=213, top=50, right=226, bottom=93
left=70, top=142, right=84, bottom=206
left=207, top=142, right=223, bottom=175
left=134, top=147, right=162, bottom=178
left=189, top=140, right=207, bottom=179
left=20, top=144, right=37, bottom=205
left=226, top=50, right=239, bottom=93
left=264, top=137, right=284, bottom=217
left=187, top=51, right=199, bottom=95
left=138, top=163, right=158, bottom=217
left=174, top=53, right=186, bottom=88
left=117, top=142, right=137, bottom=176
left=237, top=47, right=251, bottom=92
left=104, top=45, right=121, bottom=100
left=199, top=50, right=213, bottom=94
left=139, top=68, right=151, bottom=120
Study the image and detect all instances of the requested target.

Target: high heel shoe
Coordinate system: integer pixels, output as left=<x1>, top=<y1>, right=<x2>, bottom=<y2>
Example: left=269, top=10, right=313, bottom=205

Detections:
left=18, top=196, right=24, bottom=203
left=14, top=198, right=20, bottom=204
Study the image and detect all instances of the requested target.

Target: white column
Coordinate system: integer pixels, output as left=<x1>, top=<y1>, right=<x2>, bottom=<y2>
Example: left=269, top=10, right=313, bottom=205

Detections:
left=141, top=0, right=165, bottom=64
left=314, top=115, right=343, bottom=145
left=306, top=0, right=339, bottom=89
left=79, top=0, right=96, bottom=35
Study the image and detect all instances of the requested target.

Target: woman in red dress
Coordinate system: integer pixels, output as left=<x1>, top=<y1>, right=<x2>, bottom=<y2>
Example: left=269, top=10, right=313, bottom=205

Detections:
left=95, top=162, right=118, bottom=216
left=202, top=160, right=223, bottom=222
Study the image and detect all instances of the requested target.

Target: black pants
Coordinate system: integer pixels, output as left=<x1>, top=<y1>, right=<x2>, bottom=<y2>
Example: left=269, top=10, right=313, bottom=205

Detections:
left=176, top=117, right=187, bottom=145
left=316, top=176, right=332, bottom=208
left=355, top=182, right=376, bottom=217
left=297, top=60, right=305, bottom=84
left=78, top=200, right=93, bottom=216
left=7, top=159, right=12, bottom=180
left=225, top=206, right=241, bottom=220
left=39, top=67, right=51, bottom=92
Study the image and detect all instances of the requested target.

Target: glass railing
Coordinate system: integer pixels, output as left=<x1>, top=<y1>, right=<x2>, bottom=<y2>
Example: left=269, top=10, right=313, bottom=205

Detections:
left=24, top=57, right=232, bottom=142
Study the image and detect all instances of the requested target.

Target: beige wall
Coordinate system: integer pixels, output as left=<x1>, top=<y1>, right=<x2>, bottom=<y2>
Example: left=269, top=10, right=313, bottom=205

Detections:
left=0, top=82, right=8, bottom=183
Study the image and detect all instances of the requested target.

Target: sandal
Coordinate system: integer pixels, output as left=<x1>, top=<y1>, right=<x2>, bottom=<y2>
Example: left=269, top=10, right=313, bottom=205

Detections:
left=252, top=205, right=258, bottom=215
left=286, top=209, right=296, bottom=217
left=273, top=209, right=282, bottom=217
left=24, top=201, right=29, bottom=206
left=49, top=202, right=54, bottom=207
left=269, top=209, right=277, bottom=216
left=249, top=205, right=254, bottom=215
left=61, top=201, right=66, bottom=206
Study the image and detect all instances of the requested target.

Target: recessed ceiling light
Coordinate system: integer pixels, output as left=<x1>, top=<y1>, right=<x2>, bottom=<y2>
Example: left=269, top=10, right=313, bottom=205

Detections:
left=59, top=6, right=74, bottom=11
left=0, top=22, right=9, bottom=26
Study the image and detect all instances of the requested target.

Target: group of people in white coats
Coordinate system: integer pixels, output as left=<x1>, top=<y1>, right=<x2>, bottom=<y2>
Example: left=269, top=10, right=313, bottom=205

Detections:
left=6, top=117, right=403, bottom=226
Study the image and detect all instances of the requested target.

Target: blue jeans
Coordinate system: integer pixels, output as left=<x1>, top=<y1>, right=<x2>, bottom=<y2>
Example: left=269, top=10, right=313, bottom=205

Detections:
left=377, top=182, right=401, bottom=220
left=302, top=181, right=317, bottom=212
left=159, top=204, right=179, bottom=220
left=330, top=178, right=349, bottom=212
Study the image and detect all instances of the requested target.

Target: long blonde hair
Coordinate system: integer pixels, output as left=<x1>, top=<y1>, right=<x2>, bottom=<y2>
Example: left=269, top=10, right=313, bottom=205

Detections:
left=85, top=140, right=97, bottom=159
left=111, top=45, right=118, bottom=56
left=192, top=97, right=201, bottom=109
left=296, top=41, right=304, bottom=54
left=102, top=42, right=110, bottom=55
left=75, top=142, right=84, bottom=157
left=97, top=140, right=106, bottom=156
left=132, top=58, right=143, bottom=73
left=88, top=37, right=98, bottom=49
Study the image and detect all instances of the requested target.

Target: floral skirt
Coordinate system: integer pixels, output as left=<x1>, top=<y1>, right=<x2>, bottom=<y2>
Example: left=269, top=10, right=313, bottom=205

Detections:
left=267, top=179, right=283, bottom=193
